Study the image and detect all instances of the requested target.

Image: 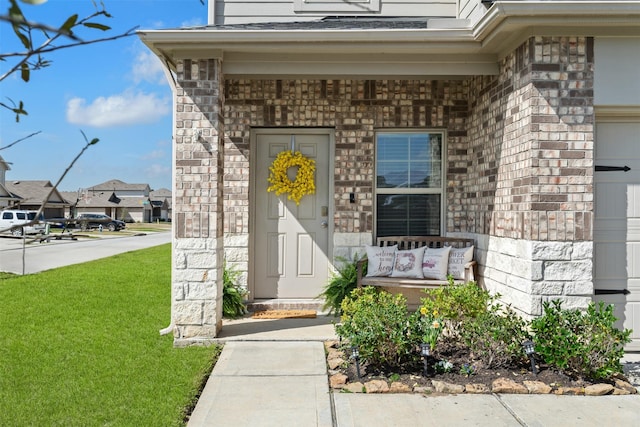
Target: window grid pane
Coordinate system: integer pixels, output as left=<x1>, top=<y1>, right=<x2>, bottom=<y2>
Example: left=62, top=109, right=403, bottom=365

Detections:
left=376, top=134, right=442, bottom=190
left=375, top=132, right=443, bottom=237
left=376, top=194, right=441, bottom=237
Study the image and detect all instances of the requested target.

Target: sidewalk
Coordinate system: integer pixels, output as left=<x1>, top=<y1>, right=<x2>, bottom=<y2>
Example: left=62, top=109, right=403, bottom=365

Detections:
left=187, top=341, right=333, bottom=426
left=187, top=315, right=640, bottom=427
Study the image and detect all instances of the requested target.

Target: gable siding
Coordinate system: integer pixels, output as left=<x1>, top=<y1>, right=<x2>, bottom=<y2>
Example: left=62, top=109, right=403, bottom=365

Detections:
left=215, top=0, right=457, bottom=24
left=594, top=38, right=640, bottom=106
left=457, top=0, right=487, bottom=24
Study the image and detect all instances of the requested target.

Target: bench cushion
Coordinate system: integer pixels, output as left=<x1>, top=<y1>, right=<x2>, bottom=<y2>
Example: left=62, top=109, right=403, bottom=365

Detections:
left=422, top=246, right=451, bottom=280
left=390, top=247, right=425, bottom=279
left=364, top=244, right=397, bottom=277
left=448, top=246, right=474, bottom=280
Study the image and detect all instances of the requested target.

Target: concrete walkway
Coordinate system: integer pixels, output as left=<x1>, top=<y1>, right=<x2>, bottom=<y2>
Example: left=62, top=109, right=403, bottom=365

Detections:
left=187, top=315, right=640, bottom=427
left=187, top=341, right=333, bottom=426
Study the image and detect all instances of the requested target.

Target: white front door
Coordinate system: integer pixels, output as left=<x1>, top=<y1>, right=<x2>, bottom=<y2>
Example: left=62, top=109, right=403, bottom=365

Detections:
left=252, top=130, right=332, bottom=299
left=594, top=121, right=640, bottom=350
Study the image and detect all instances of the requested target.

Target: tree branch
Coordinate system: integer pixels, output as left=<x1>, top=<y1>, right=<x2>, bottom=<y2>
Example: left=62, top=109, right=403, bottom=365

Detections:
left=1, top=0, right=136, bottom=120
left=0, top=19, right=138, bottom=60
left=0, top=131, right=99, bottom=239
left=0, top=130, right=41, bottom=151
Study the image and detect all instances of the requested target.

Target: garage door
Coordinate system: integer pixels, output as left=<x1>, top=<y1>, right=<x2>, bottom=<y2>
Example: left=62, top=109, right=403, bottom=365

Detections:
left=594, top=121, right=640, bottom=351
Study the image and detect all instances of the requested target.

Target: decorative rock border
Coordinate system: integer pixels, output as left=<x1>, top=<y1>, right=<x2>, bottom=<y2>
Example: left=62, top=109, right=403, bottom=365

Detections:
left=325, top=341, right=638, bottom=396
left=328, top=374, right=638, bottom=396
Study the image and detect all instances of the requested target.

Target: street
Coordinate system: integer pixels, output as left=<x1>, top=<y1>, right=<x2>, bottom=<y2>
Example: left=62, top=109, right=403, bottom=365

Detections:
left=0, top=231, right=171, bottom=275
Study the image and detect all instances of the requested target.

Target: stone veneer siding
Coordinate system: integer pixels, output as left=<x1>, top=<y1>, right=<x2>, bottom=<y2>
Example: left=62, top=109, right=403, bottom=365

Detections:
left=171, top=36, right=595, bottom=342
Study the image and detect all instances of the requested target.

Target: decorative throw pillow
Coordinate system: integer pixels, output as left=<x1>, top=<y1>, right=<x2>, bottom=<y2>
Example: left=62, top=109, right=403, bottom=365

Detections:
left=365, top=244, right=397, bottom=277
left=447, top=246, right=474, bottom=280
left=390, top=247, right=426, bottom=279
left=422, top=246, right=452, bottom=280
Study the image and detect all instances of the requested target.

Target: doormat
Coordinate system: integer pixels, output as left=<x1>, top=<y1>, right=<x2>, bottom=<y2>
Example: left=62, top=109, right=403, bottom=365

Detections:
left=251, top=310, right=317, bottom=319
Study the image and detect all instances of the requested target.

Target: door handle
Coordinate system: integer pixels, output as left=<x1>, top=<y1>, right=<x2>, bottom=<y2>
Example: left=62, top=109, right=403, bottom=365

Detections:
left=320, top=220, right=328, bottom=228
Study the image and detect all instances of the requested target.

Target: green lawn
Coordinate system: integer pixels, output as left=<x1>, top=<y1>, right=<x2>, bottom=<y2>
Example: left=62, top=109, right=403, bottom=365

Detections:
left=0, top=244, right=220, bottom=426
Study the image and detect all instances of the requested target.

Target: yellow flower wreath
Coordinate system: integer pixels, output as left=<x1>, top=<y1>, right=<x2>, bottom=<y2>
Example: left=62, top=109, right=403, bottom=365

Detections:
left=267, top=150, right=316, bottom=205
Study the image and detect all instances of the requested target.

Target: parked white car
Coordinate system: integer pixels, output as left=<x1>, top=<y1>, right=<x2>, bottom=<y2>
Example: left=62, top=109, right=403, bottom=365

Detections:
left=0, top=209, right=46, bottom=236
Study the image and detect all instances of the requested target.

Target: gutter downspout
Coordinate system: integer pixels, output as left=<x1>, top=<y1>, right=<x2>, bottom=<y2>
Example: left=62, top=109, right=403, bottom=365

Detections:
left=159, top=55, right=178, bottom=337
left=208, top=0, right=215, bottom=25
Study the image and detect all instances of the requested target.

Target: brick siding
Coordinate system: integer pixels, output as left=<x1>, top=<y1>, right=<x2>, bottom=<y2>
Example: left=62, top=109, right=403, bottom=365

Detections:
left=223, top=79, right=470, bottom=236
left=466, top=36, right=594, bottom=242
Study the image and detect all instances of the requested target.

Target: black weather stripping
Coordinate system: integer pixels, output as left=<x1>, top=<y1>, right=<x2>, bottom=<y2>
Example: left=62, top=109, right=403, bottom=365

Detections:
left=594, top=289, right=631, bottom=295
left=595, top=165, right=631, bottom=172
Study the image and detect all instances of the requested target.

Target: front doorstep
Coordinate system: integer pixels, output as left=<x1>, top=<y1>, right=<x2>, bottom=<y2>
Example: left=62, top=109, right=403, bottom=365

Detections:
left=247, top=298, right=326, bottom=313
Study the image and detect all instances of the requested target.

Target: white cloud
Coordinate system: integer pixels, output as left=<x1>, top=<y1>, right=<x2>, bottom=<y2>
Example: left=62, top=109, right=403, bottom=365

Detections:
left=181, top=18, right=204, bottom=28
left=66, top=91, right=170, bottom=128
left=145, top=163, right=171, bottom=178
left=149, top=20, right=166, bottom=29
left=141, top=149, right=166, bottom=160
left=148, top=16, right=203, bottom=30
left=132, top=50, right=166, bottom=85
left=156, top=138, right=171, bottom=148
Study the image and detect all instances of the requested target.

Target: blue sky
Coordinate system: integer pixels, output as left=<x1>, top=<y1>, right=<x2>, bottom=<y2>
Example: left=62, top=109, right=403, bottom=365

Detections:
left=0, top=0, right=207, bottom=192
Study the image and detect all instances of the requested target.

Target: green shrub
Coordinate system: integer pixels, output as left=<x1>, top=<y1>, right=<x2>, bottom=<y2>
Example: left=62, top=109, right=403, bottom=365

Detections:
left=420, top=280, right=496, bottom=335
left=223, top=262, right=247, bottom=318
left=319, top=254, right=363, bottom=316
left=459, top=303, right=530, bottom=369
left=336, top=287, right=417, bottom=369
left=530, top=300, right=632, bottom=380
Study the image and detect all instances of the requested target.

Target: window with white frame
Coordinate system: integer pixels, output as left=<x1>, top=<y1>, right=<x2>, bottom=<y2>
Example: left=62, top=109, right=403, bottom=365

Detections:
left=375, top=131, right=444, bottom=237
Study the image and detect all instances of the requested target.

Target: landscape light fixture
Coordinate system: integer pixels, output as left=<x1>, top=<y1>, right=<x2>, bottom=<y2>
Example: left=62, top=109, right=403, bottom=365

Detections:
left=351, top=346, right=362, bottom=379
left=522, top=340, right=537, bottom=375
left=420, top=343, right=430, bottom=376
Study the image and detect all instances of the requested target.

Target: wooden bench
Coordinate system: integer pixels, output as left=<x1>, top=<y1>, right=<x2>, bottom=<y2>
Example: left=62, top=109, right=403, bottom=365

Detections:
left=356, top=236, right=476, bottom=290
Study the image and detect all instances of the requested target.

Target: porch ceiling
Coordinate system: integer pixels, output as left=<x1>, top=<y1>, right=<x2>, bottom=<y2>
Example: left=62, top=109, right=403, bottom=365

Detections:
left=138, top=1, right=640, bottom=79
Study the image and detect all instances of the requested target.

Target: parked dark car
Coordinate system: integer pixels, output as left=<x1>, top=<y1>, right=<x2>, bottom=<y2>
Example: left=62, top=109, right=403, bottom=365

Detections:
left=74, top=214, right=126, bottom=232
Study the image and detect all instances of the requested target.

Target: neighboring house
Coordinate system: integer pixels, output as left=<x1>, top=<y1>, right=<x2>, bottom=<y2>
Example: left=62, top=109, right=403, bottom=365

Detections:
left=0, top=155, right=19, bottom=208
left=150, top=188, right=172, bottom=222
left=139, top=0, right=640, bottom=347
left=64, top=179, right=153, bottom=223
left=4, top=180, right=68, bottom=218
